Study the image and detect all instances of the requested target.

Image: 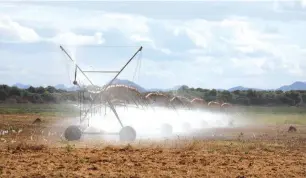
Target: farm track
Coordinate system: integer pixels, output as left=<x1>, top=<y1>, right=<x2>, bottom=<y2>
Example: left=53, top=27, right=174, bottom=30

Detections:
left=1, top=114, right=306, bottom=177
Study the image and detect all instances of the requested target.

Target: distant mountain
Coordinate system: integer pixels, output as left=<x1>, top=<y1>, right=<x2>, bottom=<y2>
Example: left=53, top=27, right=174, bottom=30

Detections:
left=172, top=85, right=183, bottom=90
left=148, top=88, right=172, bottom=92
left=228, top=86, right=263, bottom=92
left=9, top=79, right=145, bottom=92
left=277, top=81, right=306, bottom=91
left=54, top=84, right=67, bottom=90
left=148, top=85, right=183, bottom=92
left=8, top=81, right=306, bottom=92
left=111, top=79, right=146, bottom=93
left=13, top=83, right=30, bottom=89
left=228, top=86, right=246, bottom=91
left=52, top=84, right=76, bottom=91
left=228, top=82, right=306, bottom=92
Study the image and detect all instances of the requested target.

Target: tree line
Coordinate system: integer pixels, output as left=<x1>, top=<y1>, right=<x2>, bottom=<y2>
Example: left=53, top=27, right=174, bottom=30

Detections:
left=177, top=85, right=306, bottom=107
left=1, top=84, right=306, bottom=106
left=0, top=85, right=78, bottom=104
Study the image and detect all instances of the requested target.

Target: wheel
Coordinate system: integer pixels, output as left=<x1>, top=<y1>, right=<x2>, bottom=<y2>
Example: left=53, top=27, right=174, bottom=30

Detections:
left=161, top=123, right=173, bottom=136
left=64, top=125, right=82, bottom=141
left=119, top=126, right=136, bottom=142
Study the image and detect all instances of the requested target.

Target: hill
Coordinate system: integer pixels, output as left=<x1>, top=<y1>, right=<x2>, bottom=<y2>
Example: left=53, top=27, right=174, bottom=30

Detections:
left=228, top=86, right=264, bottom=92
left=148, top=85, right=183, bottom=92
left=13, top=83, right=30, bottom=89
left=277, top=81, right=306, bottom=91
left=12, top=79, right=146, bottom=93
left=11, top=80, right=306, bottom=93
left=227, top=81, right=306, bottom=92
left=111, top=79, right=146, bottom=93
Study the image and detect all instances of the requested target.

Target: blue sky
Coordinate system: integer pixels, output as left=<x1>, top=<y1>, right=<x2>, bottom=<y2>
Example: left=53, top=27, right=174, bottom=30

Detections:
left=1, top=0, right=306, bottom=90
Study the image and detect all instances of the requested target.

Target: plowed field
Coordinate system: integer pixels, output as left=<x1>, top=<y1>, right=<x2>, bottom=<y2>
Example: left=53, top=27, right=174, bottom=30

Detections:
left=1, top=114, right=306, bottom=178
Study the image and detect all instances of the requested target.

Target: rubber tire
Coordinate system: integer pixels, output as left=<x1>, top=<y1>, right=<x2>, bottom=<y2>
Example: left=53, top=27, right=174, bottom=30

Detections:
left=119, top=126, right=136, bottom=142
left=64, top=125, right=82, bottom=141
left=161, top=123, right=173, bottom=136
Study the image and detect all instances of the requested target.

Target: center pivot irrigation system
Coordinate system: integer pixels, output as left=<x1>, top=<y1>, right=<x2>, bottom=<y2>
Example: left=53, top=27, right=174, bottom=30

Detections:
left=60, top=45, right=143, bottom=142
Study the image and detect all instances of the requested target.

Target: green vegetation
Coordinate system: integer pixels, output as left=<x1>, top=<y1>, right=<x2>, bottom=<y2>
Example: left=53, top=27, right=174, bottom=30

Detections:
left=1, top=84, right=306, bottom=107
left=0, top=102, right=305, bottom=125
left=175, top=85, right=306, bottom=107
left=231, top=110, right=306, bottom=125
left=0, top=104, right=78, bottom=117
left=0, top=85, right=79, bottom=104
left=234, top=105, right=306, bottom=114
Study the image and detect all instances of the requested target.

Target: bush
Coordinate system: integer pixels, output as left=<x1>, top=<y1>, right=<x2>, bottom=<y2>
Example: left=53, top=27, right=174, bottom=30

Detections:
left=9, top=86, right=21, bottom=96
left=0, top=89, right=8, bottom=101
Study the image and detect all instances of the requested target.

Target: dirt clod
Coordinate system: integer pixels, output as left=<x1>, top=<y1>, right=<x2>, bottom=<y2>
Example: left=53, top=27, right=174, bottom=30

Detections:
left=32, top=118, right=42, bottom=124
left=288, top=126, right=297, bottom=132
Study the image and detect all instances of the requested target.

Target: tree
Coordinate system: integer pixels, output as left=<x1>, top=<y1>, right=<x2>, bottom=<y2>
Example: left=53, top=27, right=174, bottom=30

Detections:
left=209, top=89, right=217, bottom=96
left=20, top=90, right=31, bottom=97
left=285, top=91, right=300, bottom=105
left=179, top=85, right=189, bottom=91
left=279, top=95, right=295, bottom=105
left=42, top=91, right=56, bottom=103
left=0, top=85, right=11, bottom=94
left=246, top=89, right=257, bottom=98
left=36, top=86, right=46, bottom=94
left=32, top=94, right=43, bottom=103
left=275, top=90, right=283, bottom=95
left=27, top=86, right=36, bottom=93
left=218, top=90, right=232, bottom=102
left=47, top=86, right=56, bottom=93
left=9, top=86, right=21, bottom=96
left=195, top=88, right=204, bottom=92
left=0, top=89, right=8, bottom=101
left=301, top=93, right=306, bottom=102
left=232, top=90, right=240, bottom=96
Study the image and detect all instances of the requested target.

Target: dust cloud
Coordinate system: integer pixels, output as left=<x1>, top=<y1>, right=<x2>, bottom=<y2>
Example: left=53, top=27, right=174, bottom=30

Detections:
left=74, top=105, right=246, bottom=142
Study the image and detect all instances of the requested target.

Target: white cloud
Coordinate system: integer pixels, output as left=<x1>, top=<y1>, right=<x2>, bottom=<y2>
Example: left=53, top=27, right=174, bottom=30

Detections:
left=50, top=32, right=105, bottom=46
left=0, top=3, right=172, bottom=53
left=0, top=14, right=106, bottom=46
left=1, top=2, right=306, bottom=89
left=0, top=4, right=151, bottom=38
left=230, top=57, right=267, bottom=76
left=302, top=0, right=306, bottom=7
left=97, top=13, right=150, bottom=35
left=0, top=14, right=40, bottom=43
left=168, top=16, right=306, bottom=80
left=174, top=18, right=266, bottom=53
left=130, top=34, right=152, bottom=43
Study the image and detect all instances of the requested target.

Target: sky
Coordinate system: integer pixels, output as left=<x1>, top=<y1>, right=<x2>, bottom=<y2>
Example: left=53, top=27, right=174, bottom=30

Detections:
left=1, top=0, right=306, bottom=90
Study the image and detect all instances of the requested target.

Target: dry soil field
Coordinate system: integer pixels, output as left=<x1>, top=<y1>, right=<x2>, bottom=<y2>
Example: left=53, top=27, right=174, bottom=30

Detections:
left=0, top=105, right=306, bottom=178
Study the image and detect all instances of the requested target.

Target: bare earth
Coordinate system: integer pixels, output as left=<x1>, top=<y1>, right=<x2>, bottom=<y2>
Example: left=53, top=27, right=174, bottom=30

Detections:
left=1, top=114, right=306, bottom=178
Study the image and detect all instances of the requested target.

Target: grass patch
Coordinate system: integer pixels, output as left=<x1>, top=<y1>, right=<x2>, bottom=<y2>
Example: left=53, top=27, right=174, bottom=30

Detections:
left=0, top=104, right=78, bottom=117
left=228, top=106, right=306, bottom=125
left=240, top=113, right=306, bottom=125
left=1, top=104, right=306, bottom=125
left=7, top=142, right=47, bottom=152
left=238, top=106, right=306, bottom=115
